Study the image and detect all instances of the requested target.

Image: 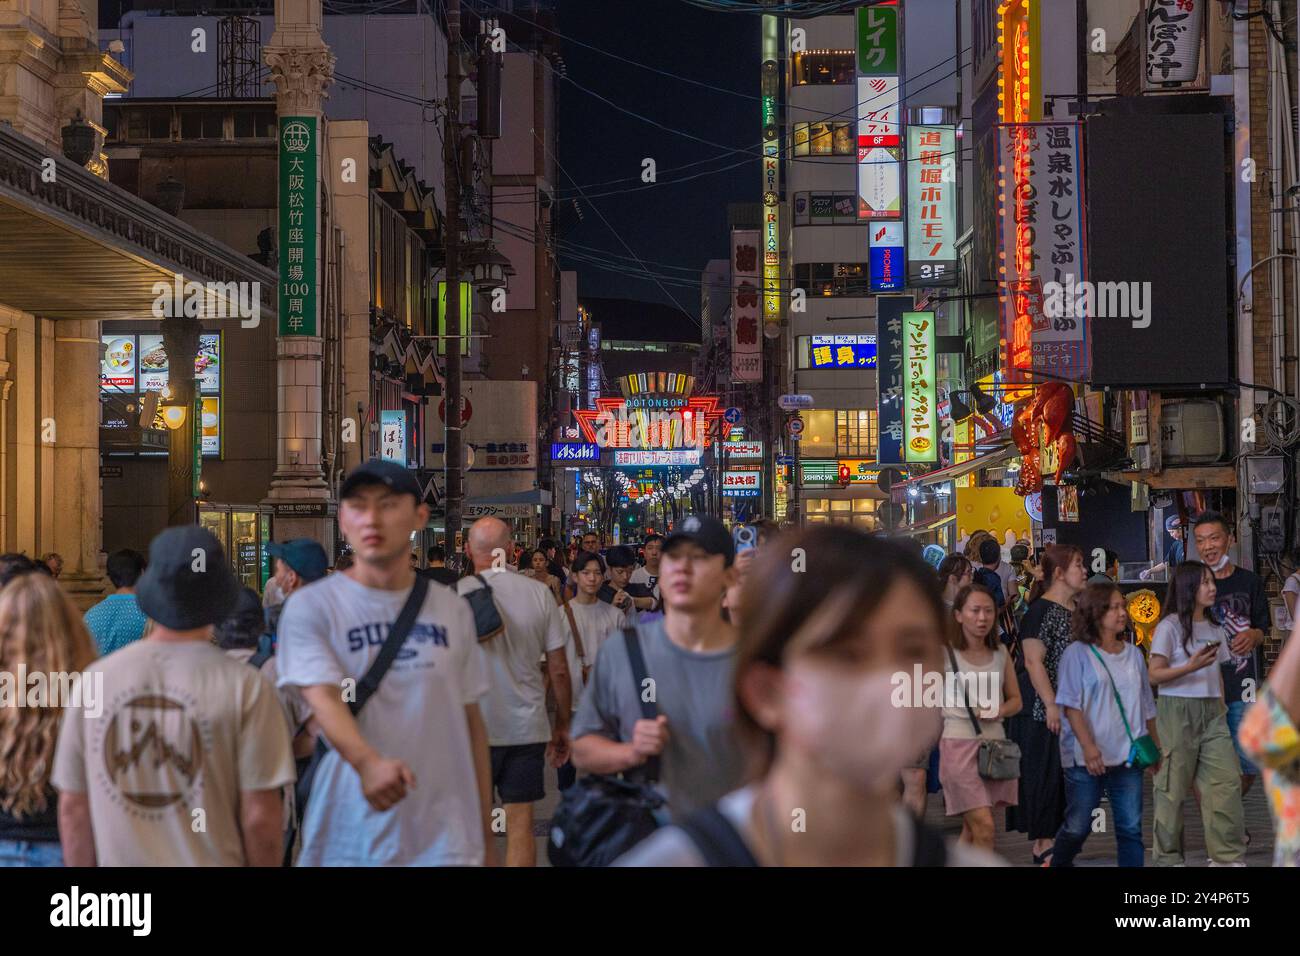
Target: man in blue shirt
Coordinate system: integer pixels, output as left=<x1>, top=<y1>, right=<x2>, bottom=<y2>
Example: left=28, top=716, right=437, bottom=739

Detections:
left=83, top=549, right=148, bottom=656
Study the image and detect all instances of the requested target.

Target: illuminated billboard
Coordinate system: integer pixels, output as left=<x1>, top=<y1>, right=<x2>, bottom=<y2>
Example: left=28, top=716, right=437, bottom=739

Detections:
left=903, top=311, right=937, bottom=463
left=906, top=125, right=958, bottom=286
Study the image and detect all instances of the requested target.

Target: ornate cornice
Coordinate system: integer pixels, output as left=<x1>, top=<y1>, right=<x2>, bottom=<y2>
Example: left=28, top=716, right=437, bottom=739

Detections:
left=264, top=46, right=335, bottom=116
left=0, top=124, right=276, bottom=309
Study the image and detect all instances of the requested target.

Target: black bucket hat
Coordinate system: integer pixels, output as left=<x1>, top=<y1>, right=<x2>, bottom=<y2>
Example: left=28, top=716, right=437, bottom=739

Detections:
left=136, top=525, right=241, bottom=631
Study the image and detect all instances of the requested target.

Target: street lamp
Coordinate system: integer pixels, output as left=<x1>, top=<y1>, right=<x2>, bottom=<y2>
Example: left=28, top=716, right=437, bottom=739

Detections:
left=161, top=403, right=188, bottom=430
left=462, top=241, right=513, bottom=292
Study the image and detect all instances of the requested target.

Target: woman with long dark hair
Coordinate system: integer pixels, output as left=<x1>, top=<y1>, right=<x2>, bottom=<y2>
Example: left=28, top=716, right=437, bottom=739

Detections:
left=938, top=585, right=1022, bottom=850
left=1008, top=543, right=1087, bottom=865
left=1050, top=583, right=1159, bottom=866
left=1148, top=561, right=1246, bottom=866
left=617, top=526, right=1001, bottom=866
left=937, top=554, right=973, bottom=609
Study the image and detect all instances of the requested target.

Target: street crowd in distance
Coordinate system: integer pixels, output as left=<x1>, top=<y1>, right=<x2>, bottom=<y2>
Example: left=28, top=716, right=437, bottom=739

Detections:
left=1, top=460, right=1299, bottom=867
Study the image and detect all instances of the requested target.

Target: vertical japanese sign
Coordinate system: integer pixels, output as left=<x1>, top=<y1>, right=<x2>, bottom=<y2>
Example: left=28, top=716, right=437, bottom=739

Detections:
left=278, top=116, right=317, bottom=337
left=857, top=77, right=902, bottom=219
left=731, top=229, right=761, bottom=383
left=1144, top=0, right=1204, bottom=88
left=906, top=125, right=958, bottom=286
left=875, top=295, right=913, bottom=465
left=381, top=409, right=407, bottom=463
left=870, top=222, right=905, bottom=291
left=997, top=121, right=1089, bottom=380
left=903, top=311, right=937, bottom=463
left=857, top=1, right=899, bottom=76
left=761, top=14, right=781, bottom=340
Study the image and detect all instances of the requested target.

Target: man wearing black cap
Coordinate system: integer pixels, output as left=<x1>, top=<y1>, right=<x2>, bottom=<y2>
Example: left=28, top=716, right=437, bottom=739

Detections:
left=604, top=545, right=656, bottom=627
left=571, top=515, right=747, bottom=820
left=52, top=526, right=296, bottom=866
left=275, top=459, right=495, bottom=866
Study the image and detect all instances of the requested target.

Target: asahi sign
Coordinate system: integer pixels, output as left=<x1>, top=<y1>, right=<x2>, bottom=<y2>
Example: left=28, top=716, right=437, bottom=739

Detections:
left=278, top=117, right=317, bottom=336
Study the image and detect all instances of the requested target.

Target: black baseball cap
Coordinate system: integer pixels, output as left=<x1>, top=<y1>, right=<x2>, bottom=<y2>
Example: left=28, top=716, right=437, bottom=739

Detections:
left=340, top=458, right=423, bottom=502
left=136, top=525, right=241, bottom=631
left=267, top=539, right=329, bottom=583
left=665, top=515, right=735, bottom=566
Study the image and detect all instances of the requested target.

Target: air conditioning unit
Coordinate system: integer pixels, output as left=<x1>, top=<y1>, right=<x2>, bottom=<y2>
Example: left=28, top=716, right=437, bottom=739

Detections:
left=1160, top=399, right=1226, bottom=465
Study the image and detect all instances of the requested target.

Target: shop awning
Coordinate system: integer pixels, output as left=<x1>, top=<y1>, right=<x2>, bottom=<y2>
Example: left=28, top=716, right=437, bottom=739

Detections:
left=892, top=511, right=957, bottom=537
left=896, top=441, right=1018, bottom=490
left=466, top=489, right=553, bottom=507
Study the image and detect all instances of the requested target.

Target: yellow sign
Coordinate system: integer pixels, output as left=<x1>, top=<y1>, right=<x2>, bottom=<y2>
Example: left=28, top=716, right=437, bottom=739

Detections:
left=955, top=486, right=1032, bottom=553
left=1126, top=589, right=1161, bottom=649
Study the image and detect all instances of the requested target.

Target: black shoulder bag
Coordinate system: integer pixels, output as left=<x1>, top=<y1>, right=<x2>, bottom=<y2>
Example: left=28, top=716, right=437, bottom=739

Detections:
left=293, top=574, right=430, bottom=820
left=547, top=628, right=667, bottom=867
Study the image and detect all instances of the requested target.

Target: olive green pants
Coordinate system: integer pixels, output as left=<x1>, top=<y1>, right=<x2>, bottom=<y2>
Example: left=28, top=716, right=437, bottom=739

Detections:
left=1152, top=695, right=1246, bottom=866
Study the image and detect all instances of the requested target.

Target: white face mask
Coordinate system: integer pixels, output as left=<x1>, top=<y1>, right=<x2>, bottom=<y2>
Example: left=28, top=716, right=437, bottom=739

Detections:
left=783, top=666, right=941, bottom=792
left=1209, top=553, right=1231, bottom=573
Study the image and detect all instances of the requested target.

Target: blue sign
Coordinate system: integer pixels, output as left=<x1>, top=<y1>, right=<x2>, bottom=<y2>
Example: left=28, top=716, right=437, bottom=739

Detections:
left=870, top=222, right=905, bottom=292
left=776, top=454, right=794, bottom=466
left=551, top=442, right=600, bottom=462
left=724, top=406, right=743, bottom=424
left=876, top=295, right=913, bottom=465
left=809, top=335, right=877, bottom=369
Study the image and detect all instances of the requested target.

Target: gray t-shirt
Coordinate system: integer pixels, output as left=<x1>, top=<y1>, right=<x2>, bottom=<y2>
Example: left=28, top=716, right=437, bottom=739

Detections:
left=571, top=618, right=745, bottom=818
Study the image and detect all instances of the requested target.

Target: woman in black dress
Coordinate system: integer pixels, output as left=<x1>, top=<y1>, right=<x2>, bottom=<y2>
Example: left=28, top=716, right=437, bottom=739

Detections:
left=1007, top=544, right=1087, bottom=865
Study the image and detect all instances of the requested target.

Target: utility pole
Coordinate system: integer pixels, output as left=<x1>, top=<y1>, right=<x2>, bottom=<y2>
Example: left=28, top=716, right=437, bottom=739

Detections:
left=443, top=0, right=464, bottom=565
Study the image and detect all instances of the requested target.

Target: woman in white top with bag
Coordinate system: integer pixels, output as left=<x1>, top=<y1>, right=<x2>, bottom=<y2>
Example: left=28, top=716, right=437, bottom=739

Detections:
left=938, top=584, right=1022, bottom=850
left=1148, top=561, right=1247, bottom=866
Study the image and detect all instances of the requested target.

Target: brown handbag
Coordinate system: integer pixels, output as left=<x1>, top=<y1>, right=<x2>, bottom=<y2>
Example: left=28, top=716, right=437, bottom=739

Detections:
left=562, top=600, right=591, bottom=685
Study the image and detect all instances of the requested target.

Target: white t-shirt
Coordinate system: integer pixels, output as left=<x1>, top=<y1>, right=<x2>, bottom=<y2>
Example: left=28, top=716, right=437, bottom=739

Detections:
left=1281, top=574, right=1300, bottom=629
left=630, top=565, right=661, bottom=605
left=547, top=599, right=627, bottom=710
left=51, top=640, right=296, bottom=866
left=276, top=573, right=489, bottom=866
left=1149, top=616, right=1231, bottom=698
left=615, top=787, right=1006, bottom=867
left=457, top=567, right=565, bottom=746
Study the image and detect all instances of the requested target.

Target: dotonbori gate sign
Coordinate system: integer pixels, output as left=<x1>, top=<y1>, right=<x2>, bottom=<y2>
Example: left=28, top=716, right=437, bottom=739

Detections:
left=573, top=396, right=726, bottom=450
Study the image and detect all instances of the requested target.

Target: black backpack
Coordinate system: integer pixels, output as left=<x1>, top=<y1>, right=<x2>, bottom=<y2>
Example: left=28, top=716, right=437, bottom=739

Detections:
left=676, top=804, right=949, bottom=867
left=547, top=628, right=666, bottom=867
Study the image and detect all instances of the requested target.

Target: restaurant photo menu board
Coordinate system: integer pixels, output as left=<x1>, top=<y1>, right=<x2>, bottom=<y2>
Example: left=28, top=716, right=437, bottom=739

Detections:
left=100, top=332, right=222, bottom=455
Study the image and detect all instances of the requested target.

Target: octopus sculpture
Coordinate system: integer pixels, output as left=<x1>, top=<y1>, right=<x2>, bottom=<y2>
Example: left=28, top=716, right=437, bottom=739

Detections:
left=1012, top=382, right=1078, bottom=496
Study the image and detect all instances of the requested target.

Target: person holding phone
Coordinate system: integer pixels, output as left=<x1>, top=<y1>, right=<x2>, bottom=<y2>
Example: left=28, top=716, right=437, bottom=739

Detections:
left=603, top=546, right=655, bottom=626
left=1148, top=561, right=1246, bottom=866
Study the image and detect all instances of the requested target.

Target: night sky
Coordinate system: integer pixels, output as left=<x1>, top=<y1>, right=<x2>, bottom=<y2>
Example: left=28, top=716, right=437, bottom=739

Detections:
left=555, top=1, right=758, bottom=312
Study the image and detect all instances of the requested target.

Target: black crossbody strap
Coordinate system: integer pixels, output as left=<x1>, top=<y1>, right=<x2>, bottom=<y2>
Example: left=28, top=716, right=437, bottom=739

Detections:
left=352, top=574, right=429, bottom=715
left=677, top=806, right=759, bottom=867
left=622, top=627, right=661, bottom=783
left=946, top=645, right=984, bottom=737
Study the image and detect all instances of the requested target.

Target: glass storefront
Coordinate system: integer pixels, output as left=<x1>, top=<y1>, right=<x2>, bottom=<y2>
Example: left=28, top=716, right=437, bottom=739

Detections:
left=804, top=496, right=880, bottom=530
left=199, top=505, right=273, bottom=594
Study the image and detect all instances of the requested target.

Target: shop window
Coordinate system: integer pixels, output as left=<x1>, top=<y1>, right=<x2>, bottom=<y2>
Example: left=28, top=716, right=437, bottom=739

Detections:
left=801, top=410, right=837, bottom=458
left=793, top=262, right=872, bottom=296
left=792, top=50, right=855, bottom=86
left=805, top=496, right=880, bottom=530
left=836, top=410, right=877, bottom=457
left=793, top=121, right=854, bottom=157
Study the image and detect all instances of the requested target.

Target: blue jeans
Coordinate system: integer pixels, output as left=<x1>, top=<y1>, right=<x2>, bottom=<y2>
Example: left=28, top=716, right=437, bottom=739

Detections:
left=1225, top=699, right=1260, bottom=777
left=0, top=839, right=63, bottom=867
left=1053, top=765, right=1145, bottom=867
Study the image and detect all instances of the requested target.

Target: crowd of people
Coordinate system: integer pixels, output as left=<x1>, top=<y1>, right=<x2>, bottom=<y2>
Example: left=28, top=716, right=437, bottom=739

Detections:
left=1, top=460, right=1299, bottom=868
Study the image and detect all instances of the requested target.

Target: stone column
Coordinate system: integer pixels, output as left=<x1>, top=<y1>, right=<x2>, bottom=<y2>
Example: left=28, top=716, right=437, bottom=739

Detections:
left=262, top=0, right=337, bottom=552
left=52, top=319, right=106, bottom=608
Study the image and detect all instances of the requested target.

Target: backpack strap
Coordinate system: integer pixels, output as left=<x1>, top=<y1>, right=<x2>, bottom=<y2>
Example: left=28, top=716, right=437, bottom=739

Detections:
left=562, top=600, right=587, bottom=665
left=911, top=815, right=949, bottom=867
left=676, top=806, right=759, bottom=867
left=248, top=633, right=274, bottom=670
left=622, top=627, right=660, bottom=783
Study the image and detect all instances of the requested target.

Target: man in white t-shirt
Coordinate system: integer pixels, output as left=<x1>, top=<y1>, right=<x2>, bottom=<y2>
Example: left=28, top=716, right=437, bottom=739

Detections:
left=457, top=516, right=572, bottom=867
left=53, top=526, right=296, bottom=866
left=629, top=533, right=663, bottom=611
left=276, top=459, right=495, bottom=866
left=548, top=550, right=627, bottom=791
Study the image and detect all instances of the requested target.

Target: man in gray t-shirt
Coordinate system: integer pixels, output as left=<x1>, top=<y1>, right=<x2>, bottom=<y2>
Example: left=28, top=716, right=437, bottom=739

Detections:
left=571, top=516, right=745, bottom=819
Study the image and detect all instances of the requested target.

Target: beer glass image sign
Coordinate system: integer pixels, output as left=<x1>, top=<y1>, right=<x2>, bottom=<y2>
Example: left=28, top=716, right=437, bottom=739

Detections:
left=279, top=116, right=317, bottom=336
